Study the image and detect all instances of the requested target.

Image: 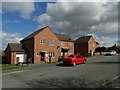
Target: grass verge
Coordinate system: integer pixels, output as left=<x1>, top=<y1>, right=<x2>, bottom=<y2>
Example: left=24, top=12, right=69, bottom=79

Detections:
left=0, top=64, right=25, bottom=70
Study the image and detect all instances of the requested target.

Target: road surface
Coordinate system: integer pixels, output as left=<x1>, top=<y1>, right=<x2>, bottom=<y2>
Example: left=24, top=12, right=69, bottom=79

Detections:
left=2, top=54, right=119, bottom=88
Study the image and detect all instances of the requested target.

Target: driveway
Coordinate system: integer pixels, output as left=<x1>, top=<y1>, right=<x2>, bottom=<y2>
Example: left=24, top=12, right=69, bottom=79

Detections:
left=2, top=54, right=119, bottom=88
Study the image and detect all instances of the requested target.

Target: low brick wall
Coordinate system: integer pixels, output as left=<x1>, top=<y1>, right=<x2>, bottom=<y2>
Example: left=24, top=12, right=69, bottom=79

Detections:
left=94, top=52, right=100, bottom=56
left=94, top=52, right=107, bottom=56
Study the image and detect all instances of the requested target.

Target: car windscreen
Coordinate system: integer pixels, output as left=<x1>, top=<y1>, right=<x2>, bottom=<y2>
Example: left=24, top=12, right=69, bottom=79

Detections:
left=76, top=56, right=82, bottom=58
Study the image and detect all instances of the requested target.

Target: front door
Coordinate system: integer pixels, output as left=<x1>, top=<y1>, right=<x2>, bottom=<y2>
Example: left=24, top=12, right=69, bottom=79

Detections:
left=41, top=52, right=45, bottom=61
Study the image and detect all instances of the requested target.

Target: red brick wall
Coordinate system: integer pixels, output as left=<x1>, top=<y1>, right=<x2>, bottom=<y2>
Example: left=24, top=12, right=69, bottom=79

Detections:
left=88, top=37, right=97, bottom=53
left=21, top=38, right=34, bottom=61
left=11, top=52, right=26, bottom=64
left=34, top=27, right=60, bottom=63
left=5, top=45, right=11, bottom=64
left=60, top=41, right=74, bottom=57
left=5, top=44, right=26, bottom=64
left=21, top=27, right=74, bottom=64
left=74, top=42, right=88, bottom=54
left=75, top=36, right=97, bottom=55
left=69, top=42, right=74, bottom=55
left=11, top=52, right=14, bottom=64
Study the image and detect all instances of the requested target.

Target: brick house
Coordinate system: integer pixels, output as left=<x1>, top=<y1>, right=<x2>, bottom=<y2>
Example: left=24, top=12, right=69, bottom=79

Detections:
left=4, top=43, right=27, bottom=64
left=55, top=33, right=74, bottom=57
left=5, top=26, right=74, bottom=64
left=74, top=35, right=98, bottom=56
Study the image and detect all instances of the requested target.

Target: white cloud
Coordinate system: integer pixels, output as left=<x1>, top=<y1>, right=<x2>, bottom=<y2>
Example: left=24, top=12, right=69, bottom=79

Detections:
left=1, top=31, right=23, bottom=50
left=36, top=2, right=118, bottom=34
left=2, top=2, right=35, bottom=19
left=36, top=2, right=118, bottom=47
left=2, top=0, right=120, bottom=2
left=56, top=0, right=120, bottom=2
left=2, top=0, right=35, bottom=2
left=91, top=22, right=118, bottom=35
left=96, top=36, right=118, bottom=47
left=87, top=33, right=118, bottom=47
left=36, top=14, right=51, bottom=27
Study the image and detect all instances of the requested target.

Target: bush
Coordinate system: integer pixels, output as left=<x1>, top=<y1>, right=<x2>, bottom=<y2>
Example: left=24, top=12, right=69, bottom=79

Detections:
left=84, top=53, right=90, bottom=57
left=58, top=56, right=64, bottom=62
left=80, top=53, right=90, bottom=57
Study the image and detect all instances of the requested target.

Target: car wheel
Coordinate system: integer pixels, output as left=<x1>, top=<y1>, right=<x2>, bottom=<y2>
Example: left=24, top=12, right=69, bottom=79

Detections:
left=73, top=62, right=76, bottom=66
left=83, top=60, right=86, bottom=64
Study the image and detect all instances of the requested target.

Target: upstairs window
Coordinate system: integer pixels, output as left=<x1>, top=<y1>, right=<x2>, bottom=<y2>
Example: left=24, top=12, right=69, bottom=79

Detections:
left=50, top=40, right=55, bottom=46
left=40, top=38, right=44, bottom=45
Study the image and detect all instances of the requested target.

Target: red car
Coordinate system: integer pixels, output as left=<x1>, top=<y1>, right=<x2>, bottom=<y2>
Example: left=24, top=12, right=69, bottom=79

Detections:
left=63, top=55, right=86, bottom=66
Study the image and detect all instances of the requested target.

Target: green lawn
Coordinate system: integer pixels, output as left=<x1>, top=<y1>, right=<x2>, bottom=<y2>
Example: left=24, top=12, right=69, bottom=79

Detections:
left=0, top=64, right=25, bottom=70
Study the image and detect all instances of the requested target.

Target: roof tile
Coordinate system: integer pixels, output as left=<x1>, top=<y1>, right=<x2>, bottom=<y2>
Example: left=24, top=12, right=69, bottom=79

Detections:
left=8, top=43, right=27, bottom=52
left=75, top=36, right=92, bottom=43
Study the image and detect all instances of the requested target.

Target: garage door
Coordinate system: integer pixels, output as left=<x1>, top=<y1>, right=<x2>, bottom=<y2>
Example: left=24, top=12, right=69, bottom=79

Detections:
left=16, top=54, right=27, bottom=63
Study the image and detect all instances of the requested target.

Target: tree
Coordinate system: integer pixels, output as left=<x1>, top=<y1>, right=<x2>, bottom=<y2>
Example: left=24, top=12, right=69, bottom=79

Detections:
left=95, top=47, right=107, bottom=52
left=101, top=47, right=107, bottom=52
left=95, top=47, right=101, bottom=52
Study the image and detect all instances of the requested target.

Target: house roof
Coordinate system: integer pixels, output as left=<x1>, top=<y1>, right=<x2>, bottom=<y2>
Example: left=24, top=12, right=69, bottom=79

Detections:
left=75, top=36, right=92, bottom=43
left=7, top=43, right=31, bottom=52
left=7, top=43, right=25, bottom=52
left=21, top=26, right=48, bottom=41
left=21, top=26, right=73, bottom=42
left=55, top=33, right=73, bottom=42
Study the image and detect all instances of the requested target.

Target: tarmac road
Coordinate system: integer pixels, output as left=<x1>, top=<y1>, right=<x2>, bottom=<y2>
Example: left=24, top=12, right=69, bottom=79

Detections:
left=2, top=54, right=120, bottom=88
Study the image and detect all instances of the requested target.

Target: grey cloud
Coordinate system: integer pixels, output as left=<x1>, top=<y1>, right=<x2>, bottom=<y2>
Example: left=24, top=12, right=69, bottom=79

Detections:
left=36, top=2, right=118, bottom=47
left=96, top=36, right=118, bottom=47
left=2, top=2, right=35, bottom=19
left=1, top=31, right=23, bottom=50
left=39, top=2, right=118, bottom=35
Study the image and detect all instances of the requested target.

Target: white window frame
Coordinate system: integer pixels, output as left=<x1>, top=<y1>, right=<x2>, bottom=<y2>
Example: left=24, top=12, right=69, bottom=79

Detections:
left=49, top=52, right=55, bottom=58
left=52, top=52, right=55, bottom=58
left=36, top=52, right=40, bottom=57
left=50, top=40, right=55, bottom=46
left=40, top=38, right=44, bottom=45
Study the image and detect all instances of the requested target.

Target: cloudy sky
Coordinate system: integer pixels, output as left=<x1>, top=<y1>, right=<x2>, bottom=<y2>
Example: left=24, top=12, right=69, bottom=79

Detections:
left=1, top=0, right=119, bottom=50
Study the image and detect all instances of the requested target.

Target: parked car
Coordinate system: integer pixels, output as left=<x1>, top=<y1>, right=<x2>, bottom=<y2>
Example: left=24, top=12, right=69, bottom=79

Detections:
left=105, top=50, right=117, bottom=56
left=63, top=55, right=86, bottom=66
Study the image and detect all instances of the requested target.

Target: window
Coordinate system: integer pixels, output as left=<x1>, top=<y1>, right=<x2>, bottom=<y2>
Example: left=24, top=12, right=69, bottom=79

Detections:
left=40, top=38, right=44, bottom=44
left=50, top=40, right=55, bottom=46
left=61, top=41, right=64, bottom=46
left=49, top=52, right=55, bottom=58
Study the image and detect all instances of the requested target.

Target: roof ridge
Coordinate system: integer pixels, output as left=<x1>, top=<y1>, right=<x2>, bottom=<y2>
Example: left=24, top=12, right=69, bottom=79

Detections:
left=75, top=35, right=92, bottom=43
left=8, top=43, right=21, bottom=44
left=21, top=26, right=49, bottom=41
left=55, top=33, right=73, bottom=42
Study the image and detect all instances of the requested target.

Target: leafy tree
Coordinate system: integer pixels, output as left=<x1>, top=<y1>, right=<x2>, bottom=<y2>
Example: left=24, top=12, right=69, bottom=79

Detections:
left=101, top=47, right=107, bottom=52
left=95, top=47, right=101, bottom=52
left=95, top=47, right=107, bottom=52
